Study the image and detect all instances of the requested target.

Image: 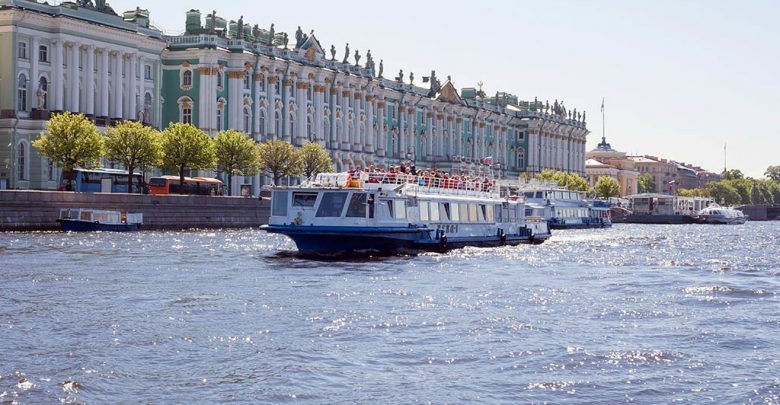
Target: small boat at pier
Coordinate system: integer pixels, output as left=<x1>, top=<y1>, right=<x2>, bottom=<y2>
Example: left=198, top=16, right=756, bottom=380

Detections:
left=698, top=205, right=748, bottom=224
left=262, top=171, right=550, bottom=255
left=57, top=208, right=143, bottom=232
left=515, top=184, right=612, bottom=229
left=621, top=194, right=713, bottom=224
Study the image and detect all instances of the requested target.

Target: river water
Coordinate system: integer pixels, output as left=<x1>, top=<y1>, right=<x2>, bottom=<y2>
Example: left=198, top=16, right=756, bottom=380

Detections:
left=1, top=223, right=778, bottom=403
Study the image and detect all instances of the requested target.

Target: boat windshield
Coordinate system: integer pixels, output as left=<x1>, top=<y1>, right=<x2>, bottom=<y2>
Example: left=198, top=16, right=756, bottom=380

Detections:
left=316, top=192, right=348, bottom=217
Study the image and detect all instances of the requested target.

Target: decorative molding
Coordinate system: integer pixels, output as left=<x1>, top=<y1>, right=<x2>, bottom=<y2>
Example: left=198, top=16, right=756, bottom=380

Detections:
left=296, top=82, right=309, bottom=90
left=267, top=76, right=278, bottom=84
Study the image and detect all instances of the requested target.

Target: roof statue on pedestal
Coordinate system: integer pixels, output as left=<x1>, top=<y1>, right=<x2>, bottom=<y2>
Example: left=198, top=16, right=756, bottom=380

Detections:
left=409, top=72, right=414, bottom=84
left=342, top=43, right=350, bottom=63
left=282, top=33, right=289, bottom=49
left=79, top=0, right=117, bottom=15
left=583, top=111, right=587, bottom=123
left=577, top=111, right=582, bottom=122
left=295, top=26, right=304, bottom=48
left=397, top=69, right=404, bottom=83
left=534, top=96, right=539, bottom=110
left=252, top=24, right=260, bottom=40
left=365, top=50, right=373, bottom=69
left=378, top=60, right=384, bottom=78
left=330, top=45, right=336, bottom=60
left=210, top=10, right=217, bottom=34
left=553, top=99, right=560, bottom=115
left=237, top=16, right=244, bottom=39
left=268, top=24, right=275, bottom=46
left=354, top=50, right=361, bottom=66
left=573, top=108, right=578, bottom=121
left=426, top=70, right=441, bottom=97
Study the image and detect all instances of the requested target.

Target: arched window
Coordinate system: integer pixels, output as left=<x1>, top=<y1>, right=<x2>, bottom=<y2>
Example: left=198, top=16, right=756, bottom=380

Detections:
left=217, top=71, right=224, bottom=89
left=38, top=76, right=48, bottom=110
left=243, top=107, right=251, bottom=133
left=178, top=96, right=193, bottom=124
left=274, top=110, right=281, bottom=139
left=307, top=115, right=313, bottom=141
left=143, top=92, right=152, bottom=123
left=17, top=141, right=28, bottom=180
left=181, top=69, right=192, bottom=88
left=17, top=74, right=28, bottom=111
left=216, top=98, right=225, bottom=132
left=517, top=148, right=526, bottom=169
left=243, top=72, right=251, bottom=90
left=258, top=109, right=266, bottom=139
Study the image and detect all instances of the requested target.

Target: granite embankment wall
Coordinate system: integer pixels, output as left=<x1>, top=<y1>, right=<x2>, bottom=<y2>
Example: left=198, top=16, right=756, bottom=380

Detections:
left=0, top=190, right=270, bottom=231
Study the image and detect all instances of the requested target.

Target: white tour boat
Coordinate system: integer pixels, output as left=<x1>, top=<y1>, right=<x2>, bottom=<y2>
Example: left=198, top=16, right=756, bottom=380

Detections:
left=515, top=183, right=612, bottom=229
left=698, top=205, right=748, bottom=224
left=262, top=171, right=551, bottom=255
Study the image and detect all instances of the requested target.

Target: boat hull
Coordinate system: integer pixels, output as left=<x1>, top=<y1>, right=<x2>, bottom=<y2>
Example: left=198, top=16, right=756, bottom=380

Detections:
left=262, top=224, right=546, bottom=255
left=57, top=219, right=141, bottom=232
left=699, top=216, right=747, bottom=225
left=549, top=218, right=612, bottom=229
left=621, top=214, right=699, bottom=224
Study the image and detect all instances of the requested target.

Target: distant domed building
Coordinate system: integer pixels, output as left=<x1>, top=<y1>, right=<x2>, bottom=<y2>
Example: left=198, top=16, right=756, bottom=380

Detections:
left=585, top=136, right=638, bottom=196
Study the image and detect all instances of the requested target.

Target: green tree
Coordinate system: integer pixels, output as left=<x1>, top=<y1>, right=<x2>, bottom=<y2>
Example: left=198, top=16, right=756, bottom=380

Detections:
left=104, top=121, right=161, bottom=193
left=159, top=123, right=216, bottom=189
left=706, top=182, right=741, bottom=205
left=722, top=169, right=744, bottom=181
left=536, top=170, right=589, bottom=191
left=299, top=142, right=333, bottom=179
left=214, top=130, right=260, bottom=196
left=32, top=112, right=104, bottom=190
left=677, top=187, right=710, bottom=197
left=637, top=173, right=656, bottom=193
left=764, top=165, right=780, bottom=182
left=257, top=139, right=302, bottom=185
left=594, top=176, right=620, bottom=199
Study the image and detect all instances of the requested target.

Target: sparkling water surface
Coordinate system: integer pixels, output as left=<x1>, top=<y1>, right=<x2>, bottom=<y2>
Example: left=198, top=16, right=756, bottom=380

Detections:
left=1, top=223, right=779, bottom=403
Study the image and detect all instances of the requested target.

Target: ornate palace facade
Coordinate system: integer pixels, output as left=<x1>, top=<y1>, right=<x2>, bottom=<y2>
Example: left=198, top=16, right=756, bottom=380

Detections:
left=0, top=2, right=589, bottom=192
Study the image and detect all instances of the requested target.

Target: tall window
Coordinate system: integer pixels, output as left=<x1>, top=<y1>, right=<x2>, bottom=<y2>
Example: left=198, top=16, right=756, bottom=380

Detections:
left=258, top=110, right=266, bottom=138
left=259, top=77, right=265, bottom=92
left=217, top=71, right=224, bottom=89
left=243, top=107, right=251, bottom=132
left=307, top=115, right=313, bottom=141
left=17, top=42, right=27, bottom=59
left=243, top=72, right=251, bottom=90
left=17, top=142, right=27, bottom=180
left=289, top=112, right=295, bottom=138
left=179, top=97, right=193, bottom=124
left=216, top=108, right=223, bottom=131
left=182, top=70, right=192, bottom=87
left=517, top=149, right=525, bottom=169
left=144, top=65, right=152, bottom=80
left=17, top=74, right=28, bottom=111
left=38, top=77, right=48, bottom=110
left=39, top=45, right=48, bottom=63
left=143, top=92, right=152, bottom=123
left=274, top=111, right=281, bottom=138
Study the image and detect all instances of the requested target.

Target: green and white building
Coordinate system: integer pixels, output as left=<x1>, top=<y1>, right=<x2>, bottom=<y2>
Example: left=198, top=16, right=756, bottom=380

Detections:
left=0, top=2, right=589, bottom=192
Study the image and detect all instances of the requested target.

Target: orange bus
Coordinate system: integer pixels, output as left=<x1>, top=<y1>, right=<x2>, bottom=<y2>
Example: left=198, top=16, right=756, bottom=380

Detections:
left=148, top=176, right=224, bottom=196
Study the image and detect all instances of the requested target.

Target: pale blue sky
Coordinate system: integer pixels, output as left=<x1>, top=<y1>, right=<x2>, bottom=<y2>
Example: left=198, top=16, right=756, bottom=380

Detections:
left=108, top=0, right=779, bottom=178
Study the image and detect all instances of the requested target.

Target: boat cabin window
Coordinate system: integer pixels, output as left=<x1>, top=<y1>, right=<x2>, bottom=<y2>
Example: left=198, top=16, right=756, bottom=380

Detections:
left=316, top=192, right=348, bottom=217
left=395, top=200, right=407, bottom=220
left=495, top=204, right=503, bottom=223
left=450, top=203, right=460, bottom=222
left=272, top=191, right=289, bottom=217
left=346, top=193, right=367, bottom=218
left=430, top=202, right=441, bottom=222
left=420, top=201, right=430, bottom=221
left=292, top=192, right=318, bottom=207
left=459, top=203, right=468, bottom=222
left=441, top=203, right=451, bottom=221
left=525, top=192, right=535, bottom=199
left=469, top=204, right=478, bottom=222
left=485, top=205, right=494, bottom=222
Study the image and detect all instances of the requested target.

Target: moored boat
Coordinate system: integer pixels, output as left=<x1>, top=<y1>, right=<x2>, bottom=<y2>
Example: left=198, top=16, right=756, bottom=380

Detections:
left=622, top=193, right=713, bottom=224
left=57, top=208, right=143, bottom=232
left=261, top=171, right=550, bottom=256
left=515, top=184, right=611, bottom=229
left=698, top=205, right=748, bottom=224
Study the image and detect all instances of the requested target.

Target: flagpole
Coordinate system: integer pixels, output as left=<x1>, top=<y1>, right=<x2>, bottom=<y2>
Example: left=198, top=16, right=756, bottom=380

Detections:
left=601, top=97, right=605, bottom=143
left=723, top=142, right=727, bottom=173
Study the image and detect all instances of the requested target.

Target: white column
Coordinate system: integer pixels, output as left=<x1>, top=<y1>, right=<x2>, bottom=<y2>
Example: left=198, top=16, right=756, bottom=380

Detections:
left=198, top=66, right=209, bottom=131
left=365, top=96, right=374, bottom=153
left=98, top=49, right=109, bottom=117
left=112, top=51, right=123, bottom=118
left=128, top=53, right=137, bottom=120
left=315, top=84, right=325, bottom=146
left=398, top=107, right=405, bottom=158
left=31, top=37, right=40, bottom=109
left=85, top=45, right=95, bottom=116
left=295, top=83, right=306, bottom=145
left=69, top=42, right=80, bottom=112
left=53, top=40, right=64, bottom=111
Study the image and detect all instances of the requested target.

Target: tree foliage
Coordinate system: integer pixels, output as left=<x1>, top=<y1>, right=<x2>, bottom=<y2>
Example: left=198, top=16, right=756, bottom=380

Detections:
left=535, top=170, right=589, bottom=191
left=706, top=182, right=742, bottom=206
left=594, top=176, right=620, bottom=199
left=765, top=165, right=780, bottom=182
left=299, top=142, right=333, bottom=179
left=677, top=188, right=710, bottom=198
left=257, top=139, right=302, bottom=185
left=104, top=121, right=161, bottom=193
left=721, top=169, right=744, bottom=181
left=32, top=112, right=104, bottom=188
left=637, top=173, right=656, bottom=193
left=214, top=130, right=260, bottom=195
left=159, top=123, right=216, bottom=187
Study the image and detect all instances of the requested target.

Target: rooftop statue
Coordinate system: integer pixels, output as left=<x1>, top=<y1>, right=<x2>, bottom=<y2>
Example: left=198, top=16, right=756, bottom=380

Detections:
left=365, top=49, right=373, bottom=69
left=397, top=69, right=404, bottom=83
left=583, top=111, right=587, bottom=123
left=409, top=72, right=414, bottom=84
left=342, top=43, right=350, bottom=63
left=354, top=50, right=361, bottom=66
left=252, top=24, right=260, bottom=41
left=427, top=70, right=441, bottom=97
left=237, top=16, right=244, bottom=39
left=378, top=60, right=384, bottom=78
left=330, top=45, right=336, bottom=60
left=79, top=0, right=117, bottom=15
left=282, top=33, right=289, bottom=49
left=210, top=10, right=217, bottom=35
left=267, top=24, right=275, bottom=46
left=295, top=26, right=304, bottom=48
